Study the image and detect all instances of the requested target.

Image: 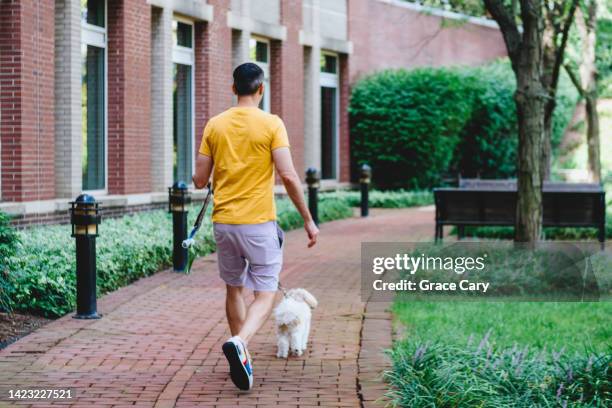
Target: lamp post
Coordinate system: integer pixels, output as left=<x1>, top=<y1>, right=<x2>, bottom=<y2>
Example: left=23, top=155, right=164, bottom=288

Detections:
left=360, top=164, right=372, bottom=217
left=70, top=194, right=101, bottom=319
left=305, top=168, right=320, bottom=225
left=169, top=181, right=191, bottom=272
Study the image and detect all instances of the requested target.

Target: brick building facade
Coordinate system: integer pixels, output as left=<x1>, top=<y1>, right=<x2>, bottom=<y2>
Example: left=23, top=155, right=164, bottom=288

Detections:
left=0, top=0, right=506, bottom=225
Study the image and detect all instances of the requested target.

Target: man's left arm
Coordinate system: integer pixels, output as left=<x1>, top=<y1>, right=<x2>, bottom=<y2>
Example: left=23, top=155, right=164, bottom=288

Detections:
left=192, top=153, right=213, bottom=189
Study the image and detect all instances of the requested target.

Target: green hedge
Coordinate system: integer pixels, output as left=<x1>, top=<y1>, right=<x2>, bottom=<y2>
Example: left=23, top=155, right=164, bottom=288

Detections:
left=350, top=68, right=473, bottom=189
left=324, top=190, right=433, bottom=208
left=0, top=212, right=19, bottom=312
left=0, top=196, right=354, bottom=318
left=456, top=223, right=612, bottom=240
left=350, top=60, right=578, bottom=189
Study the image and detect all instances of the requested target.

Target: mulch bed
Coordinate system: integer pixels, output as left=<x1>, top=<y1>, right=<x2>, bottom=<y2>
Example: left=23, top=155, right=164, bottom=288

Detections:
left=0, top=312, right=50, bottom=349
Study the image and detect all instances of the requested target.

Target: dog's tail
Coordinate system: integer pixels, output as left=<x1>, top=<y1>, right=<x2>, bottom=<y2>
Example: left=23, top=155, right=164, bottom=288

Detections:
left=293, top=288, right=318, bottom=309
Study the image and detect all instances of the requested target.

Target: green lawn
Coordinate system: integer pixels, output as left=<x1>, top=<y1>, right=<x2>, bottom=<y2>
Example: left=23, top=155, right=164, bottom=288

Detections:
left=392, top=301, right=612, bottom=354
left=388, top=301, right=611, bottom=406
left=387, top=241, right=612, bottom=406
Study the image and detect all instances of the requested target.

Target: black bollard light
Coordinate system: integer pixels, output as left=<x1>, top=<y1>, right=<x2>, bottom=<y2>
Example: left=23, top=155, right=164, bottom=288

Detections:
left=169, top=181, right=191, bottom=272
left=305, top=167, right=320, bottom=225
left=70, top=194, right=101, bottom=319
left=360, top=164, right=372, bottom=217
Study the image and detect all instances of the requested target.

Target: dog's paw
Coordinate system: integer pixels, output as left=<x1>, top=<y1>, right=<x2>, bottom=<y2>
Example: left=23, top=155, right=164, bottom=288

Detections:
left=276, top=352, right=288, bottom=359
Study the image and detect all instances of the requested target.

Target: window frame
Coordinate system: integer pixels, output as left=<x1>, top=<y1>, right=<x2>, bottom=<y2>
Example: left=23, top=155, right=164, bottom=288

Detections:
left=249, top=35, right=271, bottom=112
left=171, top=16, right=196, bottom=185
left=319, top=51, right=340, bottom=180
left=81, top=0, right=108, bottom=195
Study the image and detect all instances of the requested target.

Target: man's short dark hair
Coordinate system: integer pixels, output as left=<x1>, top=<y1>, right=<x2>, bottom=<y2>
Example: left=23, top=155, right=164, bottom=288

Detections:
left=233, top=63, right=264, bottom=96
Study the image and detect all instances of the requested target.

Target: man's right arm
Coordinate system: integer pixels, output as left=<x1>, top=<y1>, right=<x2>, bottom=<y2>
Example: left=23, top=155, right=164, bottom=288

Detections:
left=192, top=153, right=213, bottom=189
left=272, top=147, right=319, bottom=248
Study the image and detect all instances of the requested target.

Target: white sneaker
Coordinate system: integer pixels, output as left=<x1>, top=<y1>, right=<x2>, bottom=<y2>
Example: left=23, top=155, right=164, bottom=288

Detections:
left=222, top=336, right=253, bottom=391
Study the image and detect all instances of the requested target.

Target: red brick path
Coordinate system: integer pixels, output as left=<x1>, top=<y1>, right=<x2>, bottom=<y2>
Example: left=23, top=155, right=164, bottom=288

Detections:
left=0, top=207, right=435, bottom=407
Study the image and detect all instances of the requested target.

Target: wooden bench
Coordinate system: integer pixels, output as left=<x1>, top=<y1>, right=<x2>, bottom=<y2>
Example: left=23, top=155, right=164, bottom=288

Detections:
left=434, top=179, right=606, bottom=248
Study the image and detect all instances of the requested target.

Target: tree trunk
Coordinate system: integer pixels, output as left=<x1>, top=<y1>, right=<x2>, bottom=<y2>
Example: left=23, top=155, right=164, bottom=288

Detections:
left=541, top=17, right=556, bottom=181
left=484, top=0, right=546, bottom=245
left=540, top=1, right=578, bottom=181
left=514, top=83, right=545, bottom=244
left=578, top=3, right=601, bottom=183
left=585, top=94, right=601, bottom=182
left=541, top=103, right=554, bottom=181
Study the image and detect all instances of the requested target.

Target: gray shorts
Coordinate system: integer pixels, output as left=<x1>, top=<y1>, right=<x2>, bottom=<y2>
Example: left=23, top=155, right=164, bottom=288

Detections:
left=213, top=221, right=284, bottom=292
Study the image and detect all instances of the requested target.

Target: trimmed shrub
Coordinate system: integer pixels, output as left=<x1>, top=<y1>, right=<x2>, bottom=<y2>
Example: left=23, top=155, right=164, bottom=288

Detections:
left=350, top=60, right=579, bottom=188
left=324, top=190, right=433, bottom=208
left=350, top=68, right=474, bottom=189
left=451, top=62, right=518, bottom=178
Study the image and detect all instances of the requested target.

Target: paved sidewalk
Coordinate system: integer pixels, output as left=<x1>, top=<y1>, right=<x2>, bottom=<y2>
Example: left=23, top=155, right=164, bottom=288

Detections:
left=0, top=207, right=435, bottom=408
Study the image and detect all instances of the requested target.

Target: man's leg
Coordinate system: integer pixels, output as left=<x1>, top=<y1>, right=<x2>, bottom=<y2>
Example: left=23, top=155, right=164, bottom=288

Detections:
left=237, top=290, right=277, bottom=344
left=226, top=285, right=246, bottom=336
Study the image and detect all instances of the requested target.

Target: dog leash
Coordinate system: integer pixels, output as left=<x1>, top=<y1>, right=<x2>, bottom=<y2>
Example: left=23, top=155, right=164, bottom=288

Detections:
left=182, top=182, right=213, bottom=249
left=278, top=282, right=288, bottom=298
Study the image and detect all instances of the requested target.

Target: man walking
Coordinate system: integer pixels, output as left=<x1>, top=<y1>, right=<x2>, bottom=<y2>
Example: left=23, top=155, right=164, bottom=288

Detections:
left=192, top=63, right=319, bottom=391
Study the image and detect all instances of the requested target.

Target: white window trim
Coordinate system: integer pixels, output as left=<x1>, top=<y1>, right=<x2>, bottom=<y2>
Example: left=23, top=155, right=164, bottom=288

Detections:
left=81, top=0, right=108, bottom=196
left=250, top=35, right=271, bottom=112
left=172, top=17, right=196, bottom=186
left=319, top=51, right=340, bottom=180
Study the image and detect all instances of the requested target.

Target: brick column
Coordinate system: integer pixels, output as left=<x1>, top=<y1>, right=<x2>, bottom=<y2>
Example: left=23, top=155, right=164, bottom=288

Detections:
left=54, top=0, right=82, bottom=198
left=107, top=0, right=152, bottom=195
left=0, top=0, right=55, bottom=202
left=270, top=0, right=305, bottom=177
left=194, top=0, right=233, bottom=151
left=150, top=6, right=173, bottom=192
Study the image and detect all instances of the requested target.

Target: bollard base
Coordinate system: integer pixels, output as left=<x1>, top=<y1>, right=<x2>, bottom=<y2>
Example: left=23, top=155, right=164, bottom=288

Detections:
left=72, top=312, right=102, bottom=319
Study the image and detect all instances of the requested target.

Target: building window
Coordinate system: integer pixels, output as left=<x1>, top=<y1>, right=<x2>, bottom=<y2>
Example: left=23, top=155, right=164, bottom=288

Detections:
left=81, top=0, right=106, bottom=191
left=320, top=52, right=339, bottom=180
left=249, top=37, right=270, bottom=112
left=172, top=19, right=195, bottom=184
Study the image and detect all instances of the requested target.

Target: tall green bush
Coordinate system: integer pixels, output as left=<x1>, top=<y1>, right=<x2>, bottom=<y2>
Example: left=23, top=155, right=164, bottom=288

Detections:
left=451, top=62, right=518, bottom=178
left=350, top=69, right=474, bottom=189
left=350, top=60, right=579, bottom=188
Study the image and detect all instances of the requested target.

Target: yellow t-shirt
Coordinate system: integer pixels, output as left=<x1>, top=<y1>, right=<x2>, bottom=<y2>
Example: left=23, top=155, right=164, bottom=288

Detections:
left=199, top=107, right=290, bottom=224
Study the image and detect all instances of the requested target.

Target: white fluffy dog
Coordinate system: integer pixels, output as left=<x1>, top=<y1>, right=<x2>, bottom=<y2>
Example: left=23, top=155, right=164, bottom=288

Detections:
left=273, top=288, right=318, bottom=358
